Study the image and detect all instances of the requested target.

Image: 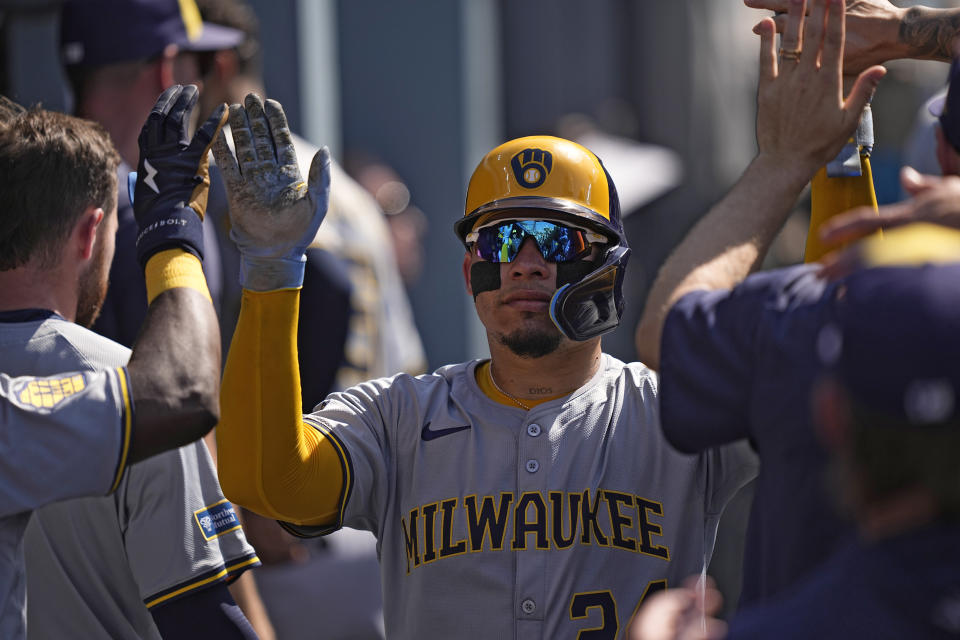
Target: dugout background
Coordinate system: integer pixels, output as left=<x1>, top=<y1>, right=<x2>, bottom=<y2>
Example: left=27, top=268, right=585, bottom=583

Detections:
left=1, top=0, right=955, bottom=615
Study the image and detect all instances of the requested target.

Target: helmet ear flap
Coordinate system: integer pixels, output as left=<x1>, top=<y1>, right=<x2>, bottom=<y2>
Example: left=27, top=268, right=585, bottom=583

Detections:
left=549, top=246, right=630, bottom=341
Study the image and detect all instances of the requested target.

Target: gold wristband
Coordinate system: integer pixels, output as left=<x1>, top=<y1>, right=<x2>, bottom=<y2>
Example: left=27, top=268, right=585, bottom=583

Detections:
left=144, top=249, right=211, bottom=304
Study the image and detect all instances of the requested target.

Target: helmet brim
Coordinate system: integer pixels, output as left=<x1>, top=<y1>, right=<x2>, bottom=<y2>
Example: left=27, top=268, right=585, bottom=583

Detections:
left=454, top=197, right=624, bottom=249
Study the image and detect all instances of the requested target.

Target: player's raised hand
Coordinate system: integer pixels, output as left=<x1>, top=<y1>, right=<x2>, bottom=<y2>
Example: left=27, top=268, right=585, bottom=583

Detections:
left=211, top=93, right=330, bottom=292
left=754, top=0, right=886, bottom=179
left=745, top=0, right=904, bottom=74
left=134, top=84, right=228, bottom=267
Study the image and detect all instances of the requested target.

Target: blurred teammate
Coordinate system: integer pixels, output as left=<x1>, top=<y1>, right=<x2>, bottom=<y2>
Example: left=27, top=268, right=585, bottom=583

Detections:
left=638, top=0, right=960, bottom=607
left=632, top=227, right=960, bottom=639
left=0, top=92, right=242, bottom=638
left=195, top=0, right=425, bottom=394
left=61, top=0, right=243, bottom=347
left=58, top=3, right=278, bottom=637
left=0, top=87, right=258, bottom=638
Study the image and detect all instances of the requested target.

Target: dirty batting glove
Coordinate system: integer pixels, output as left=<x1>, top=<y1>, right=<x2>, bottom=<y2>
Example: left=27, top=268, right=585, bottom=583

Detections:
left=211, top=93, right=329, bottom=291
left=133, top=84, right=228, bottom=267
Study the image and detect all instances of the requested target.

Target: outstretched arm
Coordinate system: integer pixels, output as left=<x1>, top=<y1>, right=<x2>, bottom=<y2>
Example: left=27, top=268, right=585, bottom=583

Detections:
left=0, top=86, right=229, bottom=513
left=213, top=94, right=344, bottom=526
left=125, top=85, right=229, bottom=463
left=636, top=0, right=885, bottom=370
left=125, top=288, right=220, bottom=462
left=745, top=0, right=960, bottom=72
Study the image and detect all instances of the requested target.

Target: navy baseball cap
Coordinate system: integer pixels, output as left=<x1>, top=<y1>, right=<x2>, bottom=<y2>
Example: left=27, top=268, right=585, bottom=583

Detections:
left=928, top=57, right=960, bottom=153
left=817, top=225, right=960, bottom=425
left=61, top=0, right=244, bottom=67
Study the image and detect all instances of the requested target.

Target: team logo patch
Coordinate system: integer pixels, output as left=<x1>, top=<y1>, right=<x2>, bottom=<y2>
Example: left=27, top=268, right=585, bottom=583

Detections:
left=194, top=500, right=241, bottom=541
left=13, top=373, right=88, bottom=413
left=511, top=148, right=553, bottom=189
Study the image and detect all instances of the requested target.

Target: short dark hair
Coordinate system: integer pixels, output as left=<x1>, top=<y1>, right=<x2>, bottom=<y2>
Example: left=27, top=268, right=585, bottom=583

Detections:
left=193, top=0, right=262, bottom=78
left=0, top=104, right=120, bottom=270
left=850, top=402, right=960, bottom=521
left=0, top=95, right=26, bottom=124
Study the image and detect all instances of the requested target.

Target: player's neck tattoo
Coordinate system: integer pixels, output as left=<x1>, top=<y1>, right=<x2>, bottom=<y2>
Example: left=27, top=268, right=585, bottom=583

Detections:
left=529, top=386, right=553, bottom=395
left=488, top=367, right=531, bottom=411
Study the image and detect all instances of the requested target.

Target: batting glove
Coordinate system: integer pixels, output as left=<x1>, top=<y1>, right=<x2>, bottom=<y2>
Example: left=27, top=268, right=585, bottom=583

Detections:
left=133, top=84, right=228, bottom=267
left=211, top=93, right=330, bottom=292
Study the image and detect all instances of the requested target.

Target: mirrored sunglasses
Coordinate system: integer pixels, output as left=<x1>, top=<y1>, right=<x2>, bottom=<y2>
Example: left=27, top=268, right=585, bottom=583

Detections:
left=465, top=220, right=607, bottom=263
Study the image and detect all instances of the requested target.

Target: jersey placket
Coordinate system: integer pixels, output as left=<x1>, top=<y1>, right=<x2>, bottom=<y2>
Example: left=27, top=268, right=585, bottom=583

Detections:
left=515, top=410, right=551, bottom=639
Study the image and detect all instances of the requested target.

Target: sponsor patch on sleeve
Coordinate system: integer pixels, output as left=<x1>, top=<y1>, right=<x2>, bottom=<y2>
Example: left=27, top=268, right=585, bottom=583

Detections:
left=12, top=373, right=89, bottom=414
left=193, top=499, right=242, bottom=541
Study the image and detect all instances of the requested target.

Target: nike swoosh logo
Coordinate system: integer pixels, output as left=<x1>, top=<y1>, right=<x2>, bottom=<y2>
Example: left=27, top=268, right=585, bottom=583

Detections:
left=421, top=422, right=471, bottom=441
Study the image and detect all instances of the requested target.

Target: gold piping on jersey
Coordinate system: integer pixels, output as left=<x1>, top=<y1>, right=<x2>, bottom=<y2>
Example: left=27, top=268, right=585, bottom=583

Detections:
left=143, top=551, right=261, bottom=609
left=109, top=366, right=133, bottom=493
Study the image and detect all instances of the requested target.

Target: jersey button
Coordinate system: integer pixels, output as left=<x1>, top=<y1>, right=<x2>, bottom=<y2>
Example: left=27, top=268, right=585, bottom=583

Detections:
left=521, top=599, right=536, bottom=614
left=525, top=459, right=540, bottom=473
left=526, top=423, right=541, bottom=437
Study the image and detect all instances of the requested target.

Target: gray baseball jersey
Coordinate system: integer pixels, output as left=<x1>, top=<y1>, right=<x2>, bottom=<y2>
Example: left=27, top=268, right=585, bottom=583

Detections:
left=0, top=311, right=259, bottom=639
left=0, top=367, right=130, bottom=640
left=287, top=354, right=757, bottom=639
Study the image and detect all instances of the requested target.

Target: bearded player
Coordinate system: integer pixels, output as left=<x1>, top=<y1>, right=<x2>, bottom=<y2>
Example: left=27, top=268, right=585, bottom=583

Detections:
left=210, top=100, right=760, bottom=638
left=211, top=2, right=882, bottom=629
left=0, top=86, right=259, bottom=639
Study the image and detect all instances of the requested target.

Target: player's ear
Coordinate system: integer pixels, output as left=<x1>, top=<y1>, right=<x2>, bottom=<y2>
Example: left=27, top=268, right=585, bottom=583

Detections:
left=74, top=206, right=105, bottom=262
left=213, top=49, right=238, bottom=84
left=463, top=250, right=474, bottom=297
left=935, top=125, right=960, bottom=176
left=154, top=44, right=179, bottom=92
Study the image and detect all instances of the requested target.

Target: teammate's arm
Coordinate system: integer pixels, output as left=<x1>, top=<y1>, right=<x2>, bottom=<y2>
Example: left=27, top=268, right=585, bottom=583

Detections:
left=635, top=0, right=884, bottom=370
left=212, top=94, right=345, bottom=526
left=745, top=0, right=960, bottom=72
left=121, top=85, right=230, bottom=463
left=0, top=87, right=227, bottom=511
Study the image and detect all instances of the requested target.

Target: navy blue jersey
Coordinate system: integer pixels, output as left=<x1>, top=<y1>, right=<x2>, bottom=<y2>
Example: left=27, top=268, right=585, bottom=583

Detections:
left=728, top=524, right=960, bottom=639
left=660, top=264, right=852, bottom=606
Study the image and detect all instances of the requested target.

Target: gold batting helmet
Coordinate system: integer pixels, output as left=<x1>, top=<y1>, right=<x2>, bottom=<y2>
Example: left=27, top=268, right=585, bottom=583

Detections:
left=456, top=136, right=630, bottom=341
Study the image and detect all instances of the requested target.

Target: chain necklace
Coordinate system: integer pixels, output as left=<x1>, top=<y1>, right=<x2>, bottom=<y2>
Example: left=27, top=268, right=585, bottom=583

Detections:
left=488, top=367, right=532, bottom=411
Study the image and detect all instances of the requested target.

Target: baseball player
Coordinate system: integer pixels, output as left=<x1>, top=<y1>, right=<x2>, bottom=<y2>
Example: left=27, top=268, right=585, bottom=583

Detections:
left=637, top=0, right=960, bottom=609
left=0, top=86, right=259, bottom=639
left=630, top=230, right=960, bottom=639
left=209, top=91, right=757, bottom=636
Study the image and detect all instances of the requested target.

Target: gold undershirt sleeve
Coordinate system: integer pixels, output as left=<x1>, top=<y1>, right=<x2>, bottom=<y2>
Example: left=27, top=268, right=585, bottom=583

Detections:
left=217, top=288, right=343, bottom=526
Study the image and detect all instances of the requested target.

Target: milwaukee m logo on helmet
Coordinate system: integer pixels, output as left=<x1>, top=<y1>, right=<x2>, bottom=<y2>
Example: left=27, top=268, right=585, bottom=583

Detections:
left=511, top=148, right=553, bottom=189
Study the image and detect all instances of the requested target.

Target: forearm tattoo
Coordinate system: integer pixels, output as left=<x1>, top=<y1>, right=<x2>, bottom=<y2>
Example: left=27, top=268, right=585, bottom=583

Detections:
left=900, top=7, right=960, bottom=61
